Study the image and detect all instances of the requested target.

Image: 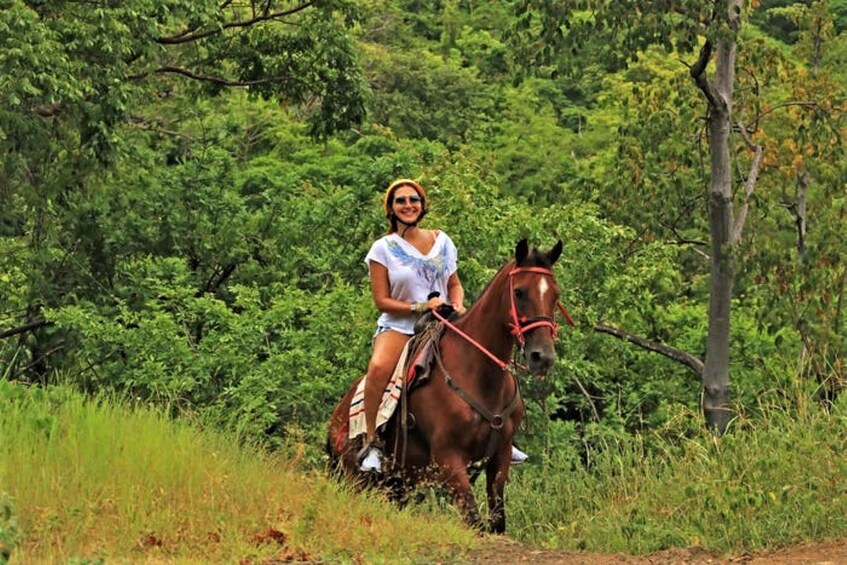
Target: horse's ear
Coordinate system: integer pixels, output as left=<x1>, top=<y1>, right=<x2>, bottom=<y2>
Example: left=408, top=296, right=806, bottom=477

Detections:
left=548, top=240, right=563, bottom=265
left=515, top=239, right=529, bottom=265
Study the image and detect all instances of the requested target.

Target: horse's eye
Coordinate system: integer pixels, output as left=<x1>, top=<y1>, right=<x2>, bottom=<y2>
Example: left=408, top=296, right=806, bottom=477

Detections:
left=514, top=288, right=524, bottom=299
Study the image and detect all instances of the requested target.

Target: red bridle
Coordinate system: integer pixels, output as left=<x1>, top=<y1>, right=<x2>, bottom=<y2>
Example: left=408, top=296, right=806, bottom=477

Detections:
left=430, top=264, right=575, bottom=371
left=508, top=266, right=560, bottom=346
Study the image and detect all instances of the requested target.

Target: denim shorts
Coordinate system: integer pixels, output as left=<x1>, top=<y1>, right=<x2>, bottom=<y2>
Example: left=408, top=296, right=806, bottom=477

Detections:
left=373, top=325, right=392, bottom=338
left=372, top=325, right=413, bottom=343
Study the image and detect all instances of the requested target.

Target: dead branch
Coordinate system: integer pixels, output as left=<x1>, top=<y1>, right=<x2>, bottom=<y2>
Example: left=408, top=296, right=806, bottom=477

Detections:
left=0, top=319, right=53, bottom=341
left=595, top=323, right=704, bottom=379
left=157, top=2, right=314, bottom=45
left=731, top=121, right=764, bottom=244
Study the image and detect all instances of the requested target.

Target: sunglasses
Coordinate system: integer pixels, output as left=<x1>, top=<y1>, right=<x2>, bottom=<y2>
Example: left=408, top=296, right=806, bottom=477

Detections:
left=393, top=195, right=422, bottom=205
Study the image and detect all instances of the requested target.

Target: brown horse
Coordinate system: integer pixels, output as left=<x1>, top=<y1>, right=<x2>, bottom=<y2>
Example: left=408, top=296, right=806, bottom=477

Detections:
left=327, top=239, right=564, bottom=533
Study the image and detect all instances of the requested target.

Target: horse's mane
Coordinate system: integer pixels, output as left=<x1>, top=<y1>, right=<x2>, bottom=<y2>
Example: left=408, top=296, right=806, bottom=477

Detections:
left=472, top=259, right=514, bottom=306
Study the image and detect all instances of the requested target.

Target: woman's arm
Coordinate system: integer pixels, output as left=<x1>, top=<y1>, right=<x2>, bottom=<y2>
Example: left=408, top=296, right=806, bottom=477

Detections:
left=447, top=272, right=466, bottom=313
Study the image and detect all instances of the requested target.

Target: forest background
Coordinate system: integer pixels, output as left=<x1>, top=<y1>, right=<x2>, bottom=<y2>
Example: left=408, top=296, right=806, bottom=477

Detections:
left=1, top=0, right=846, bottom=557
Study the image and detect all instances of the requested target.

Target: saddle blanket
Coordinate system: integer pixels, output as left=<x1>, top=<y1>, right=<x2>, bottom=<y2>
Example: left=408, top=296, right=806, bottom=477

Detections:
left=347, top=323, right=444, bottom=441
left=347, top=340, right=411, bottom=440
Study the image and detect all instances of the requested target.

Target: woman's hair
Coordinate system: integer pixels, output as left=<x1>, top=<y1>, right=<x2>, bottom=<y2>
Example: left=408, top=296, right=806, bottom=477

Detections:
left=383, top=178, right=428, bottom=233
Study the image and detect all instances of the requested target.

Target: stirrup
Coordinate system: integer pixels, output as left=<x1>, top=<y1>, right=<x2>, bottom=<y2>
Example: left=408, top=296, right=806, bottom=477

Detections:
left=357, top=444, right=383, bottom=473
left=511, top=445, right=528, bottom=465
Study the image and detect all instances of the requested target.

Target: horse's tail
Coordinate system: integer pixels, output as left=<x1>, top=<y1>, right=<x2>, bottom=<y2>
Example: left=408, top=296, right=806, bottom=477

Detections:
left=326, top=378, right=361, bottom=475
left=325, top=436, right=340, bottom=469
left=325, top=406, right=345, bottom=473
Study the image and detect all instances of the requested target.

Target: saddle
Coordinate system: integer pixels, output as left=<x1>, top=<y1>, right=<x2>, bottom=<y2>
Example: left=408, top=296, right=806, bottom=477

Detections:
left=407, top=302, right=461, bottom=388
left=345, top=321, right=444, bottom=444
left=343, top=303, right=460, bottom=448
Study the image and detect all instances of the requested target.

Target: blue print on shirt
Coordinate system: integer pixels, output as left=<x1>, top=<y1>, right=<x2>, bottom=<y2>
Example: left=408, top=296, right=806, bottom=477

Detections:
left=387, top=240, right=450, bottom=284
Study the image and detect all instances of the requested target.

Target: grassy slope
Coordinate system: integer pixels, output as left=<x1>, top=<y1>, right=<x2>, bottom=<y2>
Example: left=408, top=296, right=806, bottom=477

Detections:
left=0, top=382, right=474, bottom=563
left=3, top=381, right=847, bottom=562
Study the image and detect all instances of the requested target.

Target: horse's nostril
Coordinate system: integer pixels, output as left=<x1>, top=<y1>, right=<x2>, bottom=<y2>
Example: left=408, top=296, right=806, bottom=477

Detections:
left=528, top=350, right=553, bottom=373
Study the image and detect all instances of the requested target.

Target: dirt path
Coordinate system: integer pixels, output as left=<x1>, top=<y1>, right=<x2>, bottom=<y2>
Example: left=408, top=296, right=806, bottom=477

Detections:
left=462, top=537, right=847, bottom=564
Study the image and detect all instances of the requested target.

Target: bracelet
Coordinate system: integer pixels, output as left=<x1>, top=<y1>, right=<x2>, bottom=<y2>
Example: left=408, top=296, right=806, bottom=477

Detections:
left=410, top=302, right=418, bottom=313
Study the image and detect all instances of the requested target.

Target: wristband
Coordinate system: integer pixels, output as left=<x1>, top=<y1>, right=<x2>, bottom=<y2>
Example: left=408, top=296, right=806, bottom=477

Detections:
left=410, top=302, right=418, bottom=313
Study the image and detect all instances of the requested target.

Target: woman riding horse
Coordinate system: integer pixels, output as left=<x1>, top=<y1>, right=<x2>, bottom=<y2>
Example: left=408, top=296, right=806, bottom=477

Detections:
left=329, top=223, right=564, bottom=532
left=355, top=179, right=527, bottom=473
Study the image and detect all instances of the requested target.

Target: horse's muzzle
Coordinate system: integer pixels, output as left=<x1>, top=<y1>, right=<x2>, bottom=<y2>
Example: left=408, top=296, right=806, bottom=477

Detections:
left=524, top=340, right=556, bottom=377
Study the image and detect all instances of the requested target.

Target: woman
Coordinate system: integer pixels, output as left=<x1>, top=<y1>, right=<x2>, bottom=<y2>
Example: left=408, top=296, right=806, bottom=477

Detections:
left=358, top=179, right=527, bottom=472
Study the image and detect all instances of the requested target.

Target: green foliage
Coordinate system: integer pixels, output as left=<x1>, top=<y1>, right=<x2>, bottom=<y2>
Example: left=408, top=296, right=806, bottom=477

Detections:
left=0, top=493, right=18, bottom=564
left=0, top=0, right=845, bottom=519
left=508, top=0, right=703, bottom=79
left=361, top=43, right=499, bottom=147
left=751, top=0, right=807, bottom=43
left=470, top=79, right=581, bottom=202
left=45, top=240, right=376, bottom=446
left=0, top=0, right=367, bottom=386
left=506, top=398, right=847, bottom=552
left=833, top=0, right=847, bottom=31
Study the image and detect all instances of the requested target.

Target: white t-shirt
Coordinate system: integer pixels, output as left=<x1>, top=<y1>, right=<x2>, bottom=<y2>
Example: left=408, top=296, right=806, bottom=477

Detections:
left=364, top=231, right=458, bottom=335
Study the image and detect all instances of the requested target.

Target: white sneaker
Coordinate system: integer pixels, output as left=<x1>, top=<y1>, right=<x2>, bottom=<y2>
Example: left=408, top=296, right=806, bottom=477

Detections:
left=359, top=446, right=383, bottom=473
left=511, top=445, right=528, bottom=465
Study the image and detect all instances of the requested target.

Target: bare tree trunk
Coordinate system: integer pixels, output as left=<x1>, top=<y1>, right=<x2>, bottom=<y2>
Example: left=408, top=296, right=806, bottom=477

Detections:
left=690, top=2, right=741, bottom=434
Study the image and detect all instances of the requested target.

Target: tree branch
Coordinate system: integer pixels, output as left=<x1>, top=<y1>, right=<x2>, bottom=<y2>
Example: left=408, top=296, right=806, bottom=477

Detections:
left=128, top=66, right=292, bottom=87
left=795, top=171, right=809, bottom=256
left=33, top=103, right=64, bottom=117
left=757, top=101, right=819, bottom=120
left=659, top=222, right=710, bottom=249
left=198, top=262, right=239, bottom=296
left=129, top=115, right=196, bottom=139
left=157, top=2, right=314, bottom=45
left=595, top=323, right=704, bottom=379
left=572, top=375, right=601, bottom=421
left=0, top=319, right=53, bottom=341
left=731, top=121, right=764, bottom=244
left=689, top=39, right=718, bottom=108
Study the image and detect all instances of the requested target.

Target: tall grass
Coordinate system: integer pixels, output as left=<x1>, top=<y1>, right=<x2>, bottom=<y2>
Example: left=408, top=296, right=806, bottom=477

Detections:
left=5, top=379, right=847, bottom=561
left=0, top=382, right=474, bottom=563
left=506, top=393, right=847, bottom=554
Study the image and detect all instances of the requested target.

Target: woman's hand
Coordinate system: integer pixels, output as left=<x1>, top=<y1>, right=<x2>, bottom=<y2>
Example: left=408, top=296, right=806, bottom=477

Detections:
left=424, top=296, right=447, bottom=312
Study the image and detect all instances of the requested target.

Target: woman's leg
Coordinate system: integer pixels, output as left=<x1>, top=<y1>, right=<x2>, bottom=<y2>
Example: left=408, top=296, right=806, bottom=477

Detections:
left=363, top=329, right=410, bottom=445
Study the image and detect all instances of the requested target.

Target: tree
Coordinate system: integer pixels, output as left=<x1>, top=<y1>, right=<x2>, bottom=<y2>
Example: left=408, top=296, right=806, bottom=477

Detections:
left=744, top=2, right=847, bottom=401
left=0, top=0, right=366, bottom=381
left=509, top=0, right=763, bottom=432
left=691, top=2, right=746, bottom=433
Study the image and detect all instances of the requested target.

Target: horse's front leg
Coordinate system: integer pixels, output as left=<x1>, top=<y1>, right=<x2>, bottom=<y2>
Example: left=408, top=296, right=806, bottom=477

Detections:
left=485, top=443, right=512, bottom=534
left=434, top=452, right=484, bottom=530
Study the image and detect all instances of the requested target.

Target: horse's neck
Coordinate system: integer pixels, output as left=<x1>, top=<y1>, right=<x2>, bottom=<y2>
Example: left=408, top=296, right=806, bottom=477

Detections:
left=452, top=273, right=513, bottom=363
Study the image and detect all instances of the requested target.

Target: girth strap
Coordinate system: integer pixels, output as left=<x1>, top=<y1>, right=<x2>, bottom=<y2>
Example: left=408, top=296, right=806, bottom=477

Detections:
left=433, top=341, right=521, bottom=464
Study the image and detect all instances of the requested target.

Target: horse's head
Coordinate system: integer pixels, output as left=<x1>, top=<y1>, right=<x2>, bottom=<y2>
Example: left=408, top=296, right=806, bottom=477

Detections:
left=509, top=239, right=563, bottom=377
